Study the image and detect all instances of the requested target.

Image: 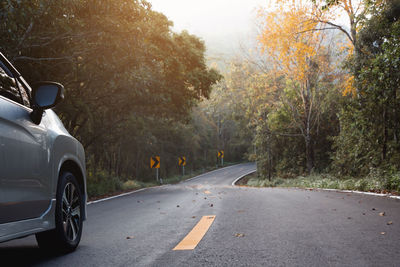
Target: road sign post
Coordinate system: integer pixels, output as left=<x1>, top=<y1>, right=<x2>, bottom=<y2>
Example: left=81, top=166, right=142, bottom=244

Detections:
left=150, top=156, right=160, bottom=182
left=217, top=150, right=224, bottom=166
left=179, top=156, right=186, bottom=176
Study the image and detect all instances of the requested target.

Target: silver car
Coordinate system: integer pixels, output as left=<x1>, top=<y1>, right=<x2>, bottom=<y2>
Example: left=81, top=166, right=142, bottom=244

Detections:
left=0, top=52, right=87, bottom=252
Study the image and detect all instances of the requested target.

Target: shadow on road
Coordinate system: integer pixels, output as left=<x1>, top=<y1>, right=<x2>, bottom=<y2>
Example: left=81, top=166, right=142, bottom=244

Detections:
left=0, top=246, right=71, bottom=266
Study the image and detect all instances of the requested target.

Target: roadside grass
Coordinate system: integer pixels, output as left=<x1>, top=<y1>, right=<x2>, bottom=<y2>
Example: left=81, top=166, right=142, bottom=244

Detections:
left=243, top=172, right=400, bottom=194
left=87, top=161, right=241, bottom=200
left=86, top=171, right=156, bottom=199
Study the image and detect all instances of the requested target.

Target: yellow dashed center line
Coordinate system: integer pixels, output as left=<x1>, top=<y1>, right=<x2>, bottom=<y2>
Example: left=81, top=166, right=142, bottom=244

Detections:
left=173, top=215, right=216, bottom=250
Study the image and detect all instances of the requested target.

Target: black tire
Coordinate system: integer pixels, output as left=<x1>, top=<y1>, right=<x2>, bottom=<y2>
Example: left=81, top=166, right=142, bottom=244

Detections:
left=36, top=171, right=84, bottom=253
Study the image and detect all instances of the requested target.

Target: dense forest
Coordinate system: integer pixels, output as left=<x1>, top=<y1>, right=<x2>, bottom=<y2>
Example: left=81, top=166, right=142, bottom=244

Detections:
left=237, top=0, right=400, bottom=190
left=208, top=0, right=400, bottom=190
left=1, top=0, right=399, bottom=195
left=0, top=0, right=246, bottom=196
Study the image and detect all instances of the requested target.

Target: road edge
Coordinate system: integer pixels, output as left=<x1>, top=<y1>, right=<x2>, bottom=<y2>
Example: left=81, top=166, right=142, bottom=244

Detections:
left=88, top=163, right=250, bottom=205
left=320, top=188, right=400, bottom=200
left=231, top=169, right=257, bottom=186
left=231, top=171, right=400, bottom=200
left=87, top=186, right=164, bottom=205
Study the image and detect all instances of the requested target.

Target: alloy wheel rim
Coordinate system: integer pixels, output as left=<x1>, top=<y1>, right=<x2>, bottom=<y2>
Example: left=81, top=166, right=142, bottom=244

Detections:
left=62, top=182, right=81, bottom=241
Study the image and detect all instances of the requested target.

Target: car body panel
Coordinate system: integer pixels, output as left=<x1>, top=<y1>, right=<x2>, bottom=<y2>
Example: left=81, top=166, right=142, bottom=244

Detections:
left=0, top=104, right=87, bottom=242
left=0, top=52, right=87, bottom=243
left=0, top=199, right=56, bottom=243
left=0, top=96, right=52, bottom=224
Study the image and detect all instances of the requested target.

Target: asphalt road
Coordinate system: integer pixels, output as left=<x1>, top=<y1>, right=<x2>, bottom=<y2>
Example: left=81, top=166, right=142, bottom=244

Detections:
left=1, top=163, right=400, bottom=266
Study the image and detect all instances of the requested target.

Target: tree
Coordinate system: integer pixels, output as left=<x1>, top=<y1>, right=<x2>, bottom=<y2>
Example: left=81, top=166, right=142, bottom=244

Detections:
left=0, top=0, right=222, bottom=184
left=332, top=0, right=400, bottom=176
left=307, top=0, right=370, bottom=97
left=258, top=1, right=338, bottom=173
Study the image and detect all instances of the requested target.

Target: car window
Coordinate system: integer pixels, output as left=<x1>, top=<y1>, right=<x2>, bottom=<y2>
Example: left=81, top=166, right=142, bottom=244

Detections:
left=17, top=78, right=31, bottom=107
left=0, top=63, right=30, bottom=107
left=0, top=65, right=22, bottom=104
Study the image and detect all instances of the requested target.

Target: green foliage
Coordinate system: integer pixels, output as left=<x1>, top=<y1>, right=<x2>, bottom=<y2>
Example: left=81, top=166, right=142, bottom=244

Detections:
left=249, top=67, right=341, bottom=177
left=385, top=173, right=400, bottom=192
left=247, top=0, right=400, bottom=184
left=86, top=171, right=123, bottom=197
left=1, top=0, right=225, bottom=187
left=122, top=180, right=141, bottom=191
left=246, top=172, right=399, bottom=193
left=3, top=0, right=400, bottom=195
left=332, top=0, right=400, bottom=176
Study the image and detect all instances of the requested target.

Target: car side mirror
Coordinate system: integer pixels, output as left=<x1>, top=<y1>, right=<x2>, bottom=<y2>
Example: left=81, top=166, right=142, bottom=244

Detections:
left=30, top=82, right=64, bottom=124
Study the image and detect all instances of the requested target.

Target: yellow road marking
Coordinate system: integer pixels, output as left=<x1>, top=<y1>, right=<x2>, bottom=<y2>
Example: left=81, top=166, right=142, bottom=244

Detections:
left=173, top=215, right=216, bottom=250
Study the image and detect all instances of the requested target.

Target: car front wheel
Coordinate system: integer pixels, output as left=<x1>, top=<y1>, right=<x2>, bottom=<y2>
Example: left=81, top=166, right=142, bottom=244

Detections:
left=36, top=171, right=83, bottom=253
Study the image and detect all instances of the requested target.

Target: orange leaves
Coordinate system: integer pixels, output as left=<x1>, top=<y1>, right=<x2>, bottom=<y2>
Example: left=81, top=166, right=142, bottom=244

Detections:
left=342, top=75, right=356, bottom=97
left=258, top=1, right=326, bottom=85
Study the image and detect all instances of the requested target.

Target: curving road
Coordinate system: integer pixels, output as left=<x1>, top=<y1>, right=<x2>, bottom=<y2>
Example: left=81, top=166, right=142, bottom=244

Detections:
left=1, top=163, right=400, bottom=266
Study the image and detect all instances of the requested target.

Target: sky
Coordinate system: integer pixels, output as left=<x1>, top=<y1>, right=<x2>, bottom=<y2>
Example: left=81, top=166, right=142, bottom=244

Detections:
left=149, top=0, right=268, bottom=60
left=148, top=0, right=350, bottom=67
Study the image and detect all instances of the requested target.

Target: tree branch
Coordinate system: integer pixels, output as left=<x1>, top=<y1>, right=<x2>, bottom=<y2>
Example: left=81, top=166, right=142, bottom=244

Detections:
left=296, top=27, right=338, bottom=35
left=17, top=21, right=34, bottom=50
left=315, top=19, right=354, bottom=45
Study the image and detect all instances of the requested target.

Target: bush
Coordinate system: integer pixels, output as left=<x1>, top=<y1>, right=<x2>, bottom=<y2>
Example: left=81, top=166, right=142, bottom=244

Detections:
left=354, top=179, right=369, bottom=192
left=122, top=180, right=141, bottom=191
left=244, top=172, right=399, bottom=194
left=87, top=171, right=123, bottom=198
left=385, top=173, right=400, bottom=192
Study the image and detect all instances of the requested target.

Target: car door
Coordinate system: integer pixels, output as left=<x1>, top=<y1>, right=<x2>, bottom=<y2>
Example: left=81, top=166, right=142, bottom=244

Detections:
left=0, top=62, right=52, bottom=224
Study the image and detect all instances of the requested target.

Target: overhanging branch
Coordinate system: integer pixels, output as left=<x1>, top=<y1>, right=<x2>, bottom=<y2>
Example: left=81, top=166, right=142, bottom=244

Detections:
left=315, top=19, right=354, bottom=45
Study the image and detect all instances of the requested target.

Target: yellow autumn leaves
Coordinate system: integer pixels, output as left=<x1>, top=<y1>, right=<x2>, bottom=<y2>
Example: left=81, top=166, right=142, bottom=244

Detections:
left=258, top=0, right=358, bottom=96
left=258, top=1, right=326, bottom=84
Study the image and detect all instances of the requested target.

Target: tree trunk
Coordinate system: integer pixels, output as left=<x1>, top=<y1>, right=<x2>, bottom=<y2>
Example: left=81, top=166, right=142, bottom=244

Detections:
left=303, top=82, right=314, bottom=174
left=305, top=133, right=314, bottom=174
left=393, top=88, right=399, bottom=143
left=115, top=144, right=121, bottom=177
left=382, top=108, right=388, bottom=161
left=266, top=133, right=272, bottom=181
left=350, top=16, right=363, bottom=100
left=135, top=149, right=140, bottom=179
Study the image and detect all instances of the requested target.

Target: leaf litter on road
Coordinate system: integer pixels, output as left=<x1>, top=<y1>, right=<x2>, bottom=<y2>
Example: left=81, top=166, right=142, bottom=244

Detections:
left=235, top=233, right=245, bottom=237
left=379, top=212, right=385, bottom=216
